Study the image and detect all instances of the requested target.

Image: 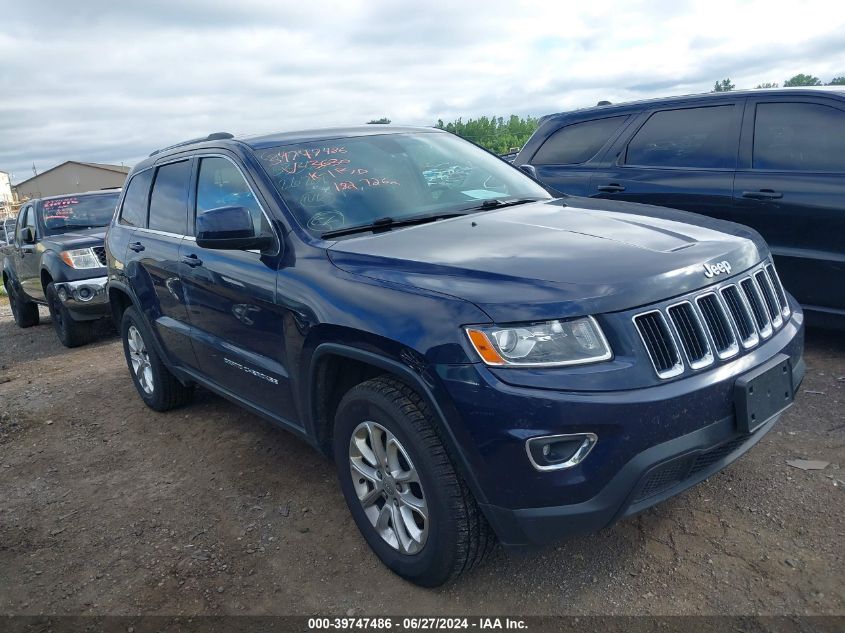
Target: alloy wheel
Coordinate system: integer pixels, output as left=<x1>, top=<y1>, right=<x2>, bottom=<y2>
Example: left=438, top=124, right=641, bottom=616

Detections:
left=127, top=325, right=154, bottom=394
left=349, top=421, right=429, bottom=554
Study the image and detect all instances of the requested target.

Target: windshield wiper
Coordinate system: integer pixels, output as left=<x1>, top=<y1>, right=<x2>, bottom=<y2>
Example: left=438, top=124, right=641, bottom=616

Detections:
left=461, top=197, right=547, bottom=213
left=321, top=213, right=463, bottom=239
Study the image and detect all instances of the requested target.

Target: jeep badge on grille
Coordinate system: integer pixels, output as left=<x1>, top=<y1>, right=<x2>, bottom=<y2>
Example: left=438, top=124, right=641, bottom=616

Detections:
left=703, top=261, right=732, bottom=278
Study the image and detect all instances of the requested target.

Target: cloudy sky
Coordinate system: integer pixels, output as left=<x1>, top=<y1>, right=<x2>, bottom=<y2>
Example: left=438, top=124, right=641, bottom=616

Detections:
left=2, top=0, right=844, bottom=184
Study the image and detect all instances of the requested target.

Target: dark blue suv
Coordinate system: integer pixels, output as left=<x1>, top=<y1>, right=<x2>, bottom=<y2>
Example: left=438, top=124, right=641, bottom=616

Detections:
left=105, top=126, right=804, bottom=586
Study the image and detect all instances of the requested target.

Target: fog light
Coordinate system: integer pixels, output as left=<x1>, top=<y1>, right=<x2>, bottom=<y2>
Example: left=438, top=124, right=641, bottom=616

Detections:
left=526, top=433, right=597, bottom=471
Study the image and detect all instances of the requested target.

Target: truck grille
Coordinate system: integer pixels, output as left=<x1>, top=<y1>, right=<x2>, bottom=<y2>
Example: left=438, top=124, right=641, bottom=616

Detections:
left=93, top=246, right=107, bottom=267
left=634, top=263, right=790, bottom=379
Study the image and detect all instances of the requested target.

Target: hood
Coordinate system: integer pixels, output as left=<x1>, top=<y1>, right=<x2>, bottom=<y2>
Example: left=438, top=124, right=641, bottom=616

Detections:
left=44, top=227, right=106, bottom=250
left=327, top=199, right=764, bottom=323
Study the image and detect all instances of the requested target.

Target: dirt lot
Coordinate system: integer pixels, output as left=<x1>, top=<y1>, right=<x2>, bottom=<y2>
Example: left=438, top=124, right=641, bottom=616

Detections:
left=0, top=296, right=843, bottom=616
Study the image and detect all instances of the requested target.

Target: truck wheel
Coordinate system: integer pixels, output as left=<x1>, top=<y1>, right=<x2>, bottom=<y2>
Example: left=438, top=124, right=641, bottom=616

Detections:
left=120, top=306, right=194, bottom=411
left=46, top=283, right=94, bottom=348
left=6, top=280, right=39, bottom=328
left=334, top=376, right=495, bottom=587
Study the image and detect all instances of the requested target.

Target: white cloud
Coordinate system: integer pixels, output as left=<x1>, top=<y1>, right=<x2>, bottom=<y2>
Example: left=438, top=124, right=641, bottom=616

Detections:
left=1, top=0, right=844, bottom=182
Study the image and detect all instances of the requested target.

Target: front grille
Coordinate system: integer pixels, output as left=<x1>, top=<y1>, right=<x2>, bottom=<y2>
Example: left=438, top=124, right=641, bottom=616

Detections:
left=634, top=436, right=750, bottom=503
left=93, top=246, right=107, bottom=267
left=633, top=311, right=683, bottom=378
left=634, top=262, right=788, bottom=379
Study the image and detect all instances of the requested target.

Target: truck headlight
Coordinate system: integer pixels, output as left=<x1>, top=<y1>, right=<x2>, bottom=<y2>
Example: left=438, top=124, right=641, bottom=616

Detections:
left=60, top=248, right=101, bottom=269
left=466, top=316, right=612, bottom=367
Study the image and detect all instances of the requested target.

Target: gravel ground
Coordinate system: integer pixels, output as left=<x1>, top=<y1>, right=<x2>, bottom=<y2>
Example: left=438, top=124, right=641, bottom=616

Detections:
left=0, top=295, right=843, bottom=616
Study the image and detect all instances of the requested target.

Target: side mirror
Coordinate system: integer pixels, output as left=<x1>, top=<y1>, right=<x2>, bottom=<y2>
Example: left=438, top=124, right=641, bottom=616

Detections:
left=519, top=164, right=537, bottom=179
left=20, top=227, right=35, bottom=244
left=196, top=206, right=273, bottom=251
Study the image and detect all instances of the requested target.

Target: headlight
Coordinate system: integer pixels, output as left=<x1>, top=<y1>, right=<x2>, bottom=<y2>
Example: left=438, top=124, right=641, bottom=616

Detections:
left=466, top=316, right=612, bottom=367
left=60, top=248, right=102, bottom=269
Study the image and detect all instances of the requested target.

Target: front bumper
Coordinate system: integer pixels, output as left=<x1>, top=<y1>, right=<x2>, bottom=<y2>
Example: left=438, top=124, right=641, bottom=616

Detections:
left=436, top=300, right=804, bottom=546
left=54, top=276, right=110, bottom=318
left=481, top=360, right=803, bottom=546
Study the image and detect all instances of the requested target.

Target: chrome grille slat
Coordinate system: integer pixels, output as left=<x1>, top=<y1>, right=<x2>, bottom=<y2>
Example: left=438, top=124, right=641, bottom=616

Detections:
left=755, top=270, right=783, bottom=329
left=740, top=277, right=773, bottom=339
left=696, top=293, right=739, bottom=359
left=634, top=262, right=789, bottom=379
left=633, top=311, right=684, bottom=379
left=667, top=302, right=712, bottom=369
left=764, top=263, right=790, bottom=318
left=720, top=284, right=759, bottom=349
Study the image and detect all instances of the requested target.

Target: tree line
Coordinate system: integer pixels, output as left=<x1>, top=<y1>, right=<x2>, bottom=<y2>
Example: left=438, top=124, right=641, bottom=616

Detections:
left=714, top=73, right=845, bottom=91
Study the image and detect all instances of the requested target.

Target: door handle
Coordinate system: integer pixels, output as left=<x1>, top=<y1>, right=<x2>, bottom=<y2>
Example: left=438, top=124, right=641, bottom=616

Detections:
left=597, top=183, right=626, bottom=193
left=181, top=254, right=203, bottom=268
left=741, top=189, right=783, bottom=200
left=128, top=241, right=145, bottom=252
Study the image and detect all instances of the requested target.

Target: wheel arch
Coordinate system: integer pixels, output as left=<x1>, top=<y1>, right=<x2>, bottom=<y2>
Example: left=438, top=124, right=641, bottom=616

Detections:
left=307, top=343, right=489, bottom=506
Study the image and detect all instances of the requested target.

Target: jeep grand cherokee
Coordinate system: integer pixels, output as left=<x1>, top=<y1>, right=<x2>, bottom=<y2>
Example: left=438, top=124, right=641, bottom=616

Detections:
left=105, top=127, right=804, bottom=586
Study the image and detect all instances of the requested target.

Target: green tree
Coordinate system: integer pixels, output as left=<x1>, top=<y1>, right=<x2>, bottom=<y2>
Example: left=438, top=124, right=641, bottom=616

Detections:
left=366, top=117, right=391, bottom=124
left=755, top=82, right=779, bottom=89
left=827, top=76, right=845, bottom=85
left=712, top=78, right=735, bottom=92
left=433, top=115, right=540, bottom=154
left=783, top=74, right=822, bottom=87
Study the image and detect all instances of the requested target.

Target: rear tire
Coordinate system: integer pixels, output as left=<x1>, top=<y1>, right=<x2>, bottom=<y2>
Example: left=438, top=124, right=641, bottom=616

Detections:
left=46, top=282, right=94, bottom=347
left=334, top=376, right=495, bottom=587
left=6, top=279, right=39, bottom=328
left=120, top=306, right=194, bottom=411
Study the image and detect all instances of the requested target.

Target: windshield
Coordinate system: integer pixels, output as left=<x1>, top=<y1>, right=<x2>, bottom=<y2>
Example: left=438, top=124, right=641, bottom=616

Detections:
left=40, top=192, right=120, bottom=234
left=255, top=132, right=551, bottom=236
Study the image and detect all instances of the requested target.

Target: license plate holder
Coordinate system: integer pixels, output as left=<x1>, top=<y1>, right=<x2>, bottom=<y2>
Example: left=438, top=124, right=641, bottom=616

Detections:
left=734, top=354, right=794, bottom=434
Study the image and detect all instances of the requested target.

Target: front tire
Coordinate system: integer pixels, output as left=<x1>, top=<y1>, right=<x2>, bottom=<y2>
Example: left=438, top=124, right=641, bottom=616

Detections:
left=334, top=376, right=494, bottom=587
left=120, top=306, right=193, bottom=411
left=6, top=279, right=39, bottom=328
left=46, top=282, right=94, bottom=347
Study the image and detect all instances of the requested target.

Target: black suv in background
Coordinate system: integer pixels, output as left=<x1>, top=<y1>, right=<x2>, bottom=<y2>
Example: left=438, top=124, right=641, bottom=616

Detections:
left=2, top=190, right=120, bottom=346
left=515, top=88, right=845, bottom=328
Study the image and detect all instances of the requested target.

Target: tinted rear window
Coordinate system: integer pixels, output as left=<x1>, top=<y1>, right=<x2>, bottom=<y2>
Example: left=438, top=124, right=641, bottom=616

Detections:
left=753, top=102, right=845, bottom=172
left=148, top=160, right=191, bottom=235
left=532, top=116, right=628, bottom=165
left=40, top=193, right=120, bottom=234
left=625, top=105, right=737, bottom=169
left=119, top=170, right=153, bottom=228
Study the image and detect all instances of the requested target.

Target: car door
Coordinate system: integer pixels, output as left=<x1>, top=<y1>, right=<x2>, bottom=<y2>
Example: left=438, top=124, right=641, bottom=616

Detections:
left=733, top=97, right=845, bottom=316
left=179, top=154, right=297, bottom=422
left=518, top=115, right=632, bottom=196
left=15, top=203, right=41, bottom=299
left=126, top=158, right=199, bottom=369
left=589, top=101, right=743, bottom=217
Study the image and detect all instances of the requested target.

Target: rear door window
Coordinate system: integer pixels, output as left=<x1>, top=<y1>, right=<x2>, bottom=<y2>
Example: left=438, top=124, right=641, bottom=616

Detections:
left=532, top=116, right=628, bottom=165
left=148, top=160, right=191, bottom=235
left=625, top=105, right=737, bottom=169
left=120, top=169, right=153, bottom=228
left=753, top=102, right=845, bottom=172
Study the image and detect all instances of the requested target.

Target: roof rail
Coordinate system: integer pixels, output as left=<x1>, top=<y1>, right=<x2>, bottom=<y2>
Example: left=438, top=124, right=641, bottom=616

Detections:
left=149, top=132, right=235, bottom=157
